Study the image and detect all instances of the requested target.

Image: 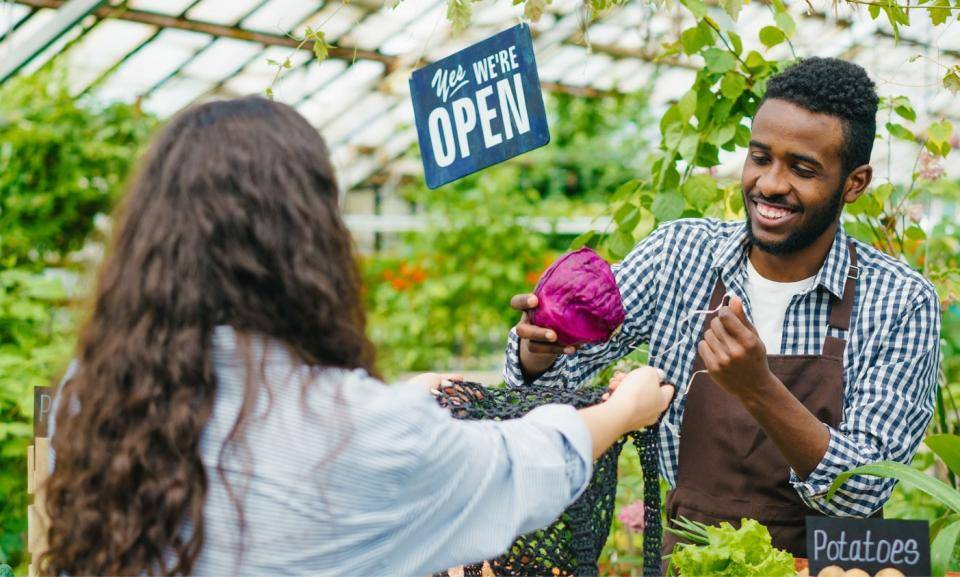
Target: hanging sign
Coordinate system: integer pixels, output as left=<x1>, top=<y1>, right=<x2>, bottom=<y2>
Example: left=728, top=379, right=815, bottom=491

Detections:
left=409, top=23, right=550, bottom=189
left=806, top=516, right=931, bottom=576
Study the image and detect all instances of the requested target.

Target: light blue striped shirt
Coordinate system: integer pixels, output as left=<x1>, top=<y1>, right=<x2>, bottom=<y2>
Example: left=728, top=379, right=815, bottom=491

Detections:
left=504, top=218, right=941, bottom=517
left=52, top=326, right=593, bottom=576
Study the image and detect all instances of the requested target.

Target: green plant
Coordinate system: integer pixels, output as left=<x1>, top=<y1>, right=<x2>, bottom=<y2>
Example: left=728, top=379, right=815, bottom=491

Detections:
left=827, top=434, right=960, bottom=576
left=0, top=68, right=156, bottom=571
left=0, top=270, right=75, bottom=570
left=664, top=516, right=795, bottom=577
left=0, top=67, right=157, bottom=267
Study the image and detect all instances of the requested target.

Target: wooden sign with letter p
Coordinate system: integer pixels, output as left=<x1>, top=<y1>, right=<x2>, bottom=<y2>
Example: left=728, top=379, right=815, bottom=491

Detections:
left=806, top=516, right=930, bottom=576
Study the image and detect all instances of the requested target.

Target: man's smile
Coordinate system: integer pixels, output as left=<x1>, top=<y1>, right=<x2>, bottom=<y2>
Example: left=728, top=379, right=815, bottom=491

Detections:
left=749, top=197, right=801, bottom=230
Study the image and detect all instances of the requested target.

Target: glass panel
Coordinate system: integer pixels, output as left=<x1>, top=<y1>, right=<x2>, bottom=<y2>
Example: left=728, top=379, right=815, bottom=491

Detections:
left=187, top=0, right=264, bottom=26
left=181, top=38, right=263, bottom=82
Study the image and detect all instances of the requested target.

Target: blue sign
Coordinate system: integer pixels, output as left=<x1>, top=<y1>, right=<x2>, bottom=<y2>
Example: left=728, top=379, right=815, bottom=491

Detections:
left=409, top=24, right=550, bottom=189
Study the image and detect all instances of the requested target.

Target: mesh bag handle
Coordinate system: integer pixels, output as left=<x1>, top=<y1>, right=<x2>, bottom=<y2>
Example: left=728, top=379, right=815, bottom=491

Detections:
left=431, top=381, right=662, bottom=577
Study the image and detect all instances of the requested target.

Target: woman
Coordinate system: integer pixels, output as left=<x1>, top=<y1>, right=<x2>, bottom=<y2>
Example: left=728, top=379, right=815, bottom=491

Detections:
left=42, top=97, right=673, bottom=576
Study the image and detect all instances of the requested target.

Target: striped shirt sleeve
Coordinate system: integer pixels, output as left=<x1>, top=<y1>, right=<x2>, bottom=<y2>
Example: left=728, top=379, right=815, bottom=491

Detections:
left=790, top=283, right=941, bottom=516
left=502, top=224, right=672, bottom=390
left=382, top=382, right=593, bottom=575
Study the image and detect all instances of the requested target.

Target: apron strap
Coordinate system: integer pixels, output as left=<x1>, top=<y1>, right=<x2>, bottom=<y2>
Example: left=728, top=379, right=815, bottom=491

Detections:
left=823, top=241, right=859, bottom=358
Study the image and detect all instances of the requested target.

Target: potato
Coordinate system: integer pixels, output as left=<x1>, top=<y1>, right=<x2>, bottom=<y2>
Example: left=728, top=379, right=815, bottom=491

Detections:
left=796, top=568, right=810, bottom=577
left=843, top=570, right=870, bottom=577
left=817, top=567, right=845, bottom=577
left=874, top=570, right=906, bottom=577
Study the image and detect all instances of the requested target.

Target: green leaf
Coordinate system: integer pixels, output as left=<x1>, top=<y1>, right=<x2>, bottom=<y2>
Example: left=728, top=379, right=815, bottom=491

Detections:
left=709, top=121, right=738, bottom=146
left=523, top=0, right=551, bottom=21
left=682, top=174, right=718, bottom=210
left=720, top=72, right=747, bottom=99
left=312, top=30, right=331, bottom=61
left=891, top=96, right=917, bottom=121
left=612, top=178, right=642, bottom=202
left=905, top=225, right=927, bottom=240
left=826, top=461, right=960, bottom=513
left=446, top=0, right=472, bottom=32
left=929, top=119, right=954, bottom=146
left=608, top=229, right=635, bottom=259
left=734, top=123, right=751, bottom=147
left=664, top=122, right=685, bottom=149
left=728, top=31, right=743, bottom=55
left=927, top=434, right=960, bottom=477
left=944, top=68, right=960, bottom=94
left=678, top=132, right=700, bottom=161
left=717, top=0, right=742, bottom=20
left=744, top=50, right=767, bottom=72
left=774, top=11, right=796, bottom=37
left=874, top=182, right=894, bottom=205
left=703, top=49, right=736, bottom=73
left=614, top=202, right=642, bottom=231
left=678, top=90, right=698, bottom=121
left=928, top=0, right=952, bottom=25
left=651, top=191, right=685, bottom=222
left=932, top=517, right=960, bottom=576
left=681, top=25, right=711, bottom=55
left=680, top=0, right=708, bottom=19
left=759, top=26, right=786, bottom=49
left=868, top=2, right=881, bottom=18
left=659, top=104, right=682, bottom=134
left=571, top=230, right=596, bottom=250
left=886, top=122, right=916, bottom=141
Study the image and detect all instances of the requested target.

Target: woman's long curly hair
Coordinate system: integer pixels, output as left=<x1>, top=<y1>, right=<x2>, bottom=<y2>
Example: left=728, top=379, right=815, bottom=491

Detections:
left=41, top=97, right=378, bottom=576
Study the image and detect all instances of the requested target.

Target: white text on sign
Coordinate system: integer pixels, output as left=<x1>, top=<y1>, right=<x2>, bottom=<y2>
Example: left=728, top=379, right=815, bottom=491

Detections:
left=427, top=45, right=530, bottom=168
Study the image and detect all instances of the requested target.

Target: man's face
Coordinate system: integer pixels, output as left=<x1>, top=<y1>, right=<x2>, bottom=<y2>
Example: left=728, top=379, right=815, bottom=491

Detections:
left=741, top=98, right=848, bottom=255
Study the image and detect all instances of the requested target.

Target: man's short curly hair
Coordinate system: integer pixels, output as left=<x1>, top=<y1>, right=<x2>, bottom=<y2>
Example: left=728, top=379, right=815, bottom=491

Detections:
left=763, top=57, right=879, bottom=174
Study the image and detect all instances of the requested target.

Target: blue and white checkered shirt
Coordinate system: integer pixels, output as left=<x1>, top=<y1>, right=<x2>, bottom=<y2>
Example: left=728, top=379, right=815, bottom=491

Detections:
left=504, top=218, right=941, bottom=517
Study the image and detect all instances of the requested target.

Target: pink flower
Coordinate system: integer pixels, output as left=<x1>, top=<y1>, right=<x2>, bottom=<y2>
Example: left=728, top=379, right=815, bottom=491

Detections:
left=617, top=500, right=645, bottom=533
left=918, top=148, right=945, bottom=181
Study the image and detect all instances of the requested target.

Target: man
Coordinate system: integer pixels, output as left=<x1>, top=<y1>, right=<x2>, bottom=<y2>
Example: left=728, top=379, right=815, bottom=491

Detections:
left=505, top=57, right=941, bottom=557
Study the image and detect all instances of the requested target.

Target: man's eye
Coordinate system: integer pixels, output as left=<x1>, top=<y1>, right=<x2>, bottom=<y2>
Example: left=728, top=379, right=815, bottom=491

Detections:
left=794, top=167, right=816, bottom=178
left=751, top=155, right=769, bottom=164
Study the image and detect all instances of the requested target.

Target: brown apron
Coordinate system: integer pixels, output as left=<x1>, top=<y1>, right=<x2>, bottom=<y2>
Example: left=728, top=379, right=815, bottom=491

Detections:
left=662, top=242, right=870, bottom=562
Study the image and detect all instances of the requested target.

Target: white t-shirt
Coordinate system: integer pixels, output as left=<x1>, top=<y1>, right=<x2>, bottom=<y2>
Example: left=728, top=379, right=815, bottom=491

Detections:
left=745, top=257, right=817, bottom=355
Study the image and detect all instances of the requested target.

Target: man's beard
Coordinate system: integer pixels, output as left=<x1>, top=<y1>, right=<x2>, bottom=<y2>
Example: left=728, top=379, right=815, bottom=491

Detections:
left=744, top=184, right=844, bottom=256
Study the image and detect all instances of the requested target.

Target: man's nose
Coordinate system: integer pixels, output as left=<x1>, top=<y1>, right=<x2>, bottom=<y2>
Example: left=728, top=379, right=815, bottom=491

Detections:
left=755, top=161, right=792, bottom=197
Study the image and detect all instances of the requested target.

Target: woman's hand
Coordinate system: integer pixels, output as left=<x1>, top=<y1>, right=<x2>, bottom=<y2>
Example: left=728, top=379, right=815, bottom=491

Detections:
left=605, top=367, right=674, bottom=430
left=578, top=366, right=674, bottom=459
left=408, top=372, right=466, bottom=393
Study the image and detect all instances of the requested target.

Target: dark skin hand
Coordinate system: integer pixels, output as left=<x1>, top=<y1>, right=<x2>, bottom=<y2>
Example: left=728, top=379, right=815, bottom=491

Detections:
left=698, top=296, right=829, bottom=478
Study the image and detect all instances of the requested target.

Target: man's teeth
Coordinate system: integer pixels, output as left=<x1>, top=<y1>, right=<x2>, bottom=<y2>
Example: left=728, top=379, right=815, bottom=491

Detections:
left=756, top=202, right=793, bottom=220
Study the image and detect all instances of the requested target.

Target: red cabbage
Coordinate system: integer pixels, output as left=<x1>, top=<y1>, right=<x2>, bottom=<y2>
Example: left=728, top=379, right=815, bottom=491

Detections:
left=530, top=247, right=626, bottom=346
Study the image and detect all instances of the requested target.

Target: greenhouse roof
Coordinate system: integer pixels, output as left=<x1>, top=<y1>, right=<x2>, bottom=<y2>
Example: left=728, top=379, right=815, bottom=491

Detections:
left=1, top=0, right=958, bottom=192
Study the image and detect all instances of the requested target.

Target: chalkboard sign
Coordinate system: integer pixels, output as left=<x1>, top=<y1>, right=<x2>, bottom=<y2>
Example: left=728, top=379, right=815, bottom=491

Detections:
left=34, top=386, right=53, bottom=438
left=806, top=516, right=930, bottom=576
left=409, top=24, right=550, bottom=189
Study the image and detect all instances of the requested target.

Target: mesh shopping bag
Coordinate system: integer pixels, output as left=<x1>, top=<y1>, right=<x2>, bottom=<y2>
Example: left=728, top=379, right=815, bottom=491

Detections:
left=431, top=381, right=662, bottom=577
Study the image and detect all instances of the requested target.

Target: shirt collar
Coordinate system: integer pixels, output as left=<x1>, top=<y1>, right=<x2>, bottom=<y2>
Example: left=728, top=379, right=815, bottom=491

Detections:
left=712, top=221, right=851, bottom=300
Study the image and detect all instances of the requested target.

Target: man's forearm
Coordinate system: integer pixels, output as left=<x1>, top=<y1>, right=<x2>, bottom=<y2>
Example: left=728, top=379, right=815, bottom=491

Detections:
left=739, top=374, right=831, bottom=479
left=519, top=338, right=560, bottom=382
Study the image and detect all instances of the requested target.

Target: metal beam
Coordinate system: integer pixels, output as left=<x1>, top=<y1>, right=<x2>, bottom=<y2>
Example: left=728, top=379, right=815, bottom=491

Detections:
left=11, top=0, right=396, bottom=68
left=0, top=0, right=105, bottom=84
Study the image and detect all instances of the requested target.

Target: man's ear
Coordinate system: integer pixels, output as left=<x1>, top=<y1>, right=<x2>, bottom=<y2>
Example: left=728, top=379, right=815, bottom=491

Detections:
left=842, top=164, right=873, bottom=204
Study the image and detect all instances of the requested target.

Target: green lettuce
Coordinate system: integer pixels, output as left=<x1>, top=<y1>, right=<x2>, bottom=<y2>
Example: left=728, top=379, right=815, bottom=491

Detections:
left=670, top=518, right=795, bottom=577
